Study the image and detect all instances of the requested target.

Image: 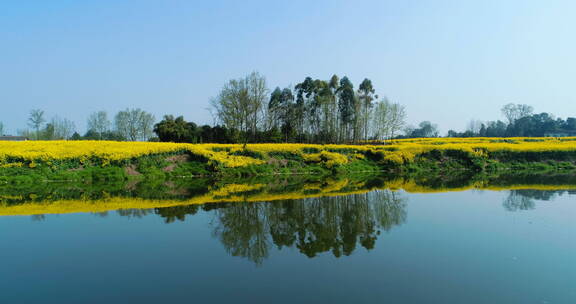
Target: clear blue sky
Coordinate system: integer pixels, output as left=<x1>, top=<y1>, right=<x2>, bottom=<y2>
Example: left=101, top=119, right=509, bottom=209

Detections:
left=2, top=0, right=576, bottom=135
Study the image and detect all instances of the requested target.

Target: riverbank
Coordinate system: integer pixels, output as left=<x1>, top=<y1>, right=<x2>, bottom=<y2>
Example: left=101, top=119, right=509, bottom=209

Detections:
left=2, top=138, right=576, bottom=183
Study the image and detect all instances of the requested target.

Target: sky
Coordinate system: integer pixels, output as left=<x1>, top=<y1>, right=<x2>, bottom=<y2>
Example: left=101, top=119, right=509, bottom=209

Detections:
left=2, top=0, right=576, bottom=135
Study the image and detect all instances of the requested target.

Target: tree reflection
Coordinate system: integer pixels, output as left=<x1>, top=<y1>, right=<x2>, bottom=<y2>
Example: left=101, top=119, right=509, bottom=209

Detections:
left=212, top=202, right=269, bottom=264
left=503, top=191, right=536, bottom=211
left=155, top=205, right=200, bottom=223
left=502, top=189, right=568, bottom=211
left=116, top=208, right=155, bottom=218
left=208, top=190, right=407, bottom=264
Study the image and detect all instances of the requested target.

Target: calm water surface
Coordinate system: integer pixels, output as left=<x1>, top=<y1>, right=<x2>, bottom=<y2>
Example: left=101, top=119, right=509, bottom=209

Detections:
left=0, top=185, right=575, bottom=303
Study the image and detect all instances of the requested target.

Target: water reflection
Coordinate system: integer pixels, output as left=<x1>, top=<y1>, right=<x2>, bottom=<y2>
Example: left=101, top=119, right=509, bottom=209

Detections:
left=3, top=173, right=576, bottom=264
left=68, top=186, right=408, bottom=264
left=207, top=190, right=406, bottom=264
left=503, top=189, right=575, bottom=211
left=2, top=173, right=576, bottom=217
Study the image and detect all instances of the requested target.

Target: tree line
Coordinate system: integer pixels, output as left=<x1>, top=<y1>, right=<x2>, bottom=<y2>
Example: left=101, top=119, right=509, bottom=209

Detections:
left=209, top=72, right=407, bottom=143
left=11, top=108, right=156, bottom=141
left=448, top=103, right=576, bottom=137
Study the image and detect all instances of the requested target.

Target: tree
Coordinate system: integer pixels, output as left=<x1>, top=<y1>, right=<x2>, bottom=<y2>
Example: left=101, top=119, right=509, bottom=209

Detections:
left=87, top=111, right=111, bottom=140
left=83, top=129, right=125, bottom=141
left=328, top=75, right=340, bottom=142
left=372, top=98, right=406, bottom=140
left=43, top=123, right=55, bottom=140
left=565, top=117, right=576, bottom=130
left=114, top=108, right=155, bottom=141
left=295, top=77, right=340, bottom=142
left=467, top=119, right=483, bottom=134
left=268, top=87, right=283, bottom=130
left=0, top=122, right=4, bottom=136
left=269, top=87, right=296, bottom=142
left=486, top=120, right=507, bottom=137
left=139, top=111, right=156, bottom=141
left=372, top=99, right=391, bottom=140
left=50, top=117, right=76, bottom=139
left=358, top=78, right=376, bottom=140
left=316, top=81, right=337, bottom=142
left=338, top=77, right=356, bottom=142
left=388, top=102, right=406, bottom=139
left=153, top=115, right=198, bottom=143
left=211, top=72, right=269, bottom=143
left=501, top=103, right=533, bottom=125
left=479, top=124, right=487, bottom=137
left=406, top=121, right=439, bottom=138
left=209, top=72, right=406, bottom=143
left=447, top=130, right=459, bottom=137
left=28, top=109, right=46, bottom=139
left=507, top=112, right=556, bottom=137
left=294, top=77, right=316, bottom=140
left=70, top=132, right=82, bottom=140
left=246, top=71, right=268, bottom=140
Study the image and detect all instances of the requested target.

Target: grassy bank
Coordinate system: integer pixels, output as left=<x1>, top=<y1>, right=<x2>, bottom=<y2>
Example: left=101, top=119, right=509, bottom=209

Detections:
left=2, top=138, right=576, bottom=183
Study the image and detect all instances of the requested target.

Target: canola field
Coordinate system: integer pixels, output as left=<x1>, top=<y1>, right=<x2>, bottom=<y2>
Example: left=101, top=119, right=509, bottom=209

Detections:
left=1, top=137, right=576, bottom=170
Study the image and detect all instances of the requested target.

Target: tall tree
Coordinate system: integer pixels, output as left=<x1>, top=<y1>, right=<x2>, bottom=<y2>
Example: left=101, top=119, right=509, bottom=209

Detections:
left=0, top=121, right=4, bottom=136
left=317, top=81, right=337, bottom=142
left=295, top=77, right=316, bottom=140
left=246, top=71, right=268, bottom=140
left=28, top=109, right=46, bottom=140
left=268, top=87, right=283, bottom=131
left=358, top=79, right=376, bottom=140
left=328, top=75, right=340, bottom=142
left=337, top=77, right=356, bottom=142
left=269, top=87, right=296, bottom=142
left=87, top=111, right=111, bottom=140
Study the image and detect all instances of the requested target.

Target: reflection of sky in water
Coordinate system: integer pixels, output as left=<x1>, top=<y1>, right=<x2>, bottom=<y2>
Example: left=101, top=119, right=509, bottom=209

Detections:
left=0, top=189, right=575, bottom=303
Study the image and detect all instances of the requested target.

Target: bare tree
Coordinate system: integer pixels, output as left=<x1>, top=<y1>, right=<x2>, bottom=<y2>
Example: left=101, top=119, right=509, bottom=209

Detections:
left=501, top=103, right=533, bottom=125
left=138, top=111, right=155, bottom=141
left=211, top=72, right=268, bottom=142
left=50, top=116, right=76, bottom=139
left=17, top=129, right=31, bottom=138
left=247, top=71, right=268, bottom=140
left=467, top=119, right=484, bottom=134
left=211, top=80, right=249, bottom=134
left=388, top=102, right=407, bottom=139
left=28, top=109, right=46, bottom=140
left=114, top=108, right=155, bottom=141
left=371, top=98, right=406, bottom=140
left=372, top=99, right=391, bottom=140
left=87, top=111, right=111, bottom=139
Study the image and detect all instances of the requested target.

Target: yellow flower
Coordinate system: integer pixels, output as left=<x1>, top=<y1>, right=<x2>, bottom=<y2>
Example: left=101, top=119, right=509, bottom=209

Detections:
left=1, top=137, right=576, bottom=169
